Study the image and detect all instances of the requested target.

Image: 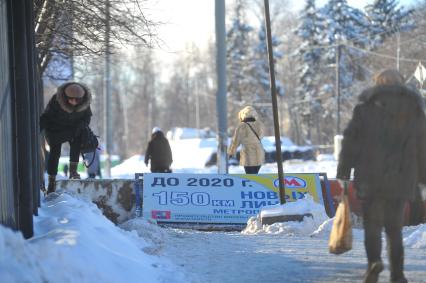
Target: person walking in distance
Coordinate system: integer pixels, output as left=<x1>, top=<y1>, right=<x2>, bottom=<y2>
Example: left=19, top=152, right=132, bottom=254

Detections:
left=40, top=82, right=92, bottom=194
left=336, top=69, right=426, bottom=283
left=228, top=106, right=265, bottom=174
left=144, top=127, right=173, bottom=173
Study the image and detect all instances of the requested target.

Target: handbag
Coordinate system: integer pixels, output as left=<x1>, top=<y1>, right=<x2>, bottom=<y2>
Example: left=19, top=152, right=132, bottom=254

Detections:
left=79, top=125, right=100, bottom=168
left=80, top=125, right=99, bottom=154
left=329, top=183, right=353, bottom=254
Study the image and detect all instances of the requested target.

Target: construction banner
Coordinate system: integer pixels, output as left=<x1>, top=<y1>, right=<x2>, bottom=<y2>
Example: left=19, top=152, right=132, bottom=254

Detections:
left=142, top=173, right=323, bottom=225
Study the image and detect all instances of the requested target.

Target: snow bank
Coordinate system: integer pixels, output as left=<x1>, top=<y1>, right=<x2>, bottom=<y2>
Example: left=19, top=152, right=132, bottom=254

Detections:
left=242, top=196, right=329, bottom=235
left=111, top=155, right=148, bottom=177
left=119, top=218, right=168, bottom=255
left=0, top=225, right=42, bottom=282
left=0, top=193, right=187, bottom=283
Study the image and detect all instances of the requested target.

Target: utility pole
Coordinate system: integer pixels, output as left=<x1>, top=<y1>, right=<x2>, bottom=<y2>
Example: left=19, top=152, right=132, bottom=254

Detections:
left=104, top=0, right=112, bottom=177
left=195, top=79, right=200, bottom=137
left=396, top=32, right=400, bottom=70
left=215, top=0, right=228, bottom=174
left=264, top=0, right=286, bottom=205
left=70, top=6, right=74, bottom=81
left=335, top=39, right=341, bottom=135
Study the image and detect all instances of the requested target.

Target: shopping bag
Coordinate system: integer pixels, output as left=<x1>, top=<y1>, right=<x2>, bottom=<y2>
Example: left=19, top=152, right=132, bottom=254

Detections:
left=329, top=185, right=353, bottom=254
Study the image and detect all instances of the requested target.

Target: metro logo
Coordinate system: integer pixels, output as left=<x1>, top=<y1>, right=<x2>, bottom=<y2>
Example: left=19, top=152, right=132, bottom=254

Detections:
left=274, top=177, right=307, bottom=189
left=151, top=210, right=171, bottom=219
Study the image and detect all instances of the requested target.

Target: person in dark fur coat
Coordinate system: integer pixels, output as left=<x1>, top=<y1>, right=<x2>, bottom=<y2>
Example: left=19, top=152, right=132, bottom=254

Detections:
left=40, top=82, right=92, bottom=194
left=144, top=127, right=173, bottom=173
left=336, top=69, right=426, bottom=283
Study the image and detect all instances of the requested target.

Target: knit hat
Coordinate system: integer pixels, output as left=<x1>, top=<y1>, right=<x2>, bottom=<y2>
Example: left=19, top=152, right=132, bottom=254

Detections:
left=152, top=127, right=162, bottom=134
left=64, top=83, right=86, bottom=98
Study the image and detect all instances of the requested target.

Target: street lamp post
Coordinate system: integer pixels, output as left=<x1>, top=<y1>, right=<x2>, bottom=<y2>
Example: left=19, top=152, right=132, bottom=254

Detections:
left=215, top=0, right=228, bottom=174
left=104, top=0, right=112, bottom=177
left=195, top=80, right=200, bottom=137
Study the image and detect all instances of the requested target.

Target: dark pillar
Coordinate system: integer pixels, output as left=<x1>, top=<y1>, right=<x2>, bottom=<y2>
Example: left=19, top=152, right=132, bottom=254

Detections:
left=8, top=0, right=36, bottom=238
left=25, top=0, right=42, bottom=214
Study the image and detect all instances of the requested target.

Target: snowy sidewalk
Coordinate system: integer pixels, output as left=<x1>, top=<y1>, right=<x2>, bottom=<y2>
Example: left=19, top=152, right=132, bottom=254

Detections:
left=1, top=191, right=425, bottom=283
left=157, top=227, right=426, bottom=283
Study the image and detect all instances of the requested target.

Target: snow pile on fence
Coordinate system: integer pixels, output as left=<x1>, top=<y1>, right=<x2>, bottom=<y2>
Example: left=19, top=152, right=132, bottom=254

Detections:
left=242, top=196, right=329, bottom=235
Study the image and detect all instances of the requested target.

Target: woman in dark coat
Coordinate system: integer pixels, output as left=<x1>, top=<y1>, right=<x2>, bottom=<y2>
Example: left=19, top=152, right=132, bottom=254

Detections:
left=336, top=69, right=426, bottom=283
left=40, top=82, right=92, bottom=193
left=144, top=127, right=173, bottom=173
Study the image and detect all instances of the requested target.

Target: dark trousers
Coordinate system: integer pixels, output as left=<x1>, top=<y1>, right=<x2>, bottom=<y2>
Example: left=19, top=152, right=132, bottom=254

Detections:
left=47, top=137, right=81, bottom=175
left=362, top=198, right=405, bottom=281
left=408, top=186, right=425, bottom=225
left=151, top=167, right=172, bottom=173
left=244, top=166, right=261, bottom=174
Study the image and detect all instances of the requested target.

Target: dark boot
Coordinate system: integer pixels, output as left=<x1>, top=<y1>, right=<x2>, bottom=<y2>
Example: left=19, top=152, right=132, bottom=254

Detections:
left=47, top=175, right=56, bottom=194
left=69, top=162, right=81, bottom=179
left=363, top=260, right=384, bottom=283
left=390, top=277, right=408, bottom=283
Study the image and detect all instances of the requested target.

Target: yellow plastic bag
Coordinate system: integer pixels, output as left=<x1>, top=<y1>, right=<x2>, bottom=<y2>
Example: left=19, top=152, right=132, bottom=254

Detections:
left=329, top=191, right=353, bottom=255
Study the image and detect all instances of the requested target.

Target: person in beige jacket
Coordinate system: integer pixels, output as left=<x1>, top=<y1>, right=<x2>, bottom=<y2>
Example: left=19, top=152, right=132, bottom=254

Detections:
left=228, top=106, right=265, bottom=174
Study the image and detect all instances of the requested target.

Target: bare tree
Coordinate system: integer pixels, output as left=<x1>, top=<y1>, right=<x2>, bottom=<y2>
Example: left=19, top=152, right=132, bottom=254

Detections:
left=34, top=0, right=159, bottom=77
left=124, top=47, right=157, bottom=157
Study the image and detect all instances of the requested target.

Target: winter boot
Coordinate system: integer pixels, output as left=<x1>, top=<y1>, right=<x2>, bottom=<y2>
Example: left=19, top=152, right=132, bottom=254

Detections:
left=47, top=175, right=56, bottom=194
left=363, top=260, right=384, bottom=283
left=69, top=162, right=81, bottom=179
left=390, top=277, right=408, bottom=283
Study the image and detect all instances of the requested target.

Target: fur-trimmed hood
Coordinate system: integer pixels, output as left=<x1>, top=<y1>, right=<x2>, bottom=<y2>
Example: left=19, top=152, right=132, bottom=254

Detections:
left=56, top=82, right=92, bottom=113
left=358, top=84, right=423, bottom=114
left=359, top=84, right=422, bottom=104
left=238, top=106, right=258, bottom=122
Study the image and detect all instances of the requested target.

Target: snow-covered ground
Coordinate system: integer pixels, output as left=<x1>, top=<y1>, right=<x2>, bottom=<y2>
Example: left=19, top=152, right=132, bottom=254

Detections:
left=1, top=139, right=425, bottom=283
